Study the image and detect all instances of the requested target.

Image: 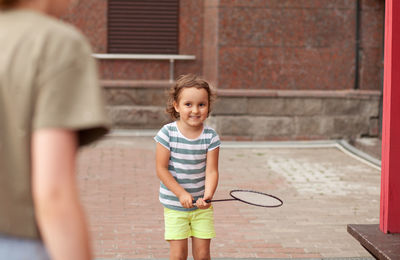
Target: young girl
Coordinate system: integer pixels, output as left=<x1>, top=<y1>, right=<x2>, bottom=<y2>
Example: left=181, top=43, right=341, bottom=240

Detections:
left=154, top=74, right=220, bottom=260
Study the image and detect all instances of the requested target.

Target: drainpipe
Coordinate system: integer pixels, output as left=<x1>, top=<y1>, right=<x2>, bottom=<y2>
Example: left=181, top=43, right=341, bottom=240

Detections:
left=354, top=0, right=361, bottom=90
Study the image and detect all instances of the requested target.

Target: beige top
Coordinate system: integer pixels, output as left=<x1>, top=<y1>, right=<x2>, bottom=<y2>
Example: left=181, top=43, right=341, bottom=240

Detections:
left=0, top=9, right=110, bottom=239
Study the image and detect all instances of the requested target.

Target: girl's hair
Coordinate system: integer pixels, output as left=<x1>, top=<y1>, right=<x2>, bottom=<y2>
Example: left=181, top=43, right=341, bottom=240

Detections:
left=166, top=74, right=216, bottom=120
left=0, top=0, right=19, bottom=8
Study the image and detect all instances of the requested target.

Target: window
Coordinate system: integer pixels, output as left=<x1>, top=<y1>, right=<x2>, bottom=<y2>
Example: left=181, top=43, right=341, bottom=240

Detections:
left=108, top=0, right=179, bottom=54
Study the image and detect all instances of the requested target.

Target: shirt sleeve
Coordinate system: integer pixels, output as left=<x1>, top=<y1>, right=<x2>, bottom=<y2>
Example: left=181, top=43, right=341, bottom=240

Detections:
left=208, top=130, right=221, bottom=151
left=32, top=30, right=110, bottom=146
left=154, top=125, right=170, bottom=150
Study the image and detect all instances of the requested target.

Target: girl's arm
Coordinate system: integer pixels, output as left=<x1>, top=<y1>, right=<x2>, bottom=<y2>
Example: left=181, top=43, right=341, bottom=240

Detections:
left=155, top=142, right=193, bottom=208
left=31, top=129, right=92, bottom=260
left=197, top=147, right=219, bottom=209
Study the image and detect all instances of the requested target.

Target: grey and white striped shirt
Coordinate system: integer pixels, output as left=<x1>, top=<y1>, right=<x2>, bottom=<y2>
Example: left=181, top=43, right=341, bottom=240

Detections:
left=154, top=121, right=220, bottom=211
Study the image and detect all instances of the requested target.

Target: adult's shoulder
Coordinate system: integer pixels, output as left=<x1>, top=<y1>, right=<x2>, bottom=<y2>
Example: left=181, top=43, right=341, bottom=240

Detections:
left=36, top=14, right=92, bottom=59
left=14, top=11, right=86, bottom=44
left=2, top=10, right=91, bottom=56
left=18, top=12, right=96, bottom=85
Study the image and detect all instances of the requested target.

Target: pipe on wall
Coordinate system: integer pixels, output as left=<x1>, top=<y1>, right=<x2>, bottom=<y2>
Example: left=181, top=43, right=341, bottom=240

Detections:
left=354, top=0, right=361, bottom=90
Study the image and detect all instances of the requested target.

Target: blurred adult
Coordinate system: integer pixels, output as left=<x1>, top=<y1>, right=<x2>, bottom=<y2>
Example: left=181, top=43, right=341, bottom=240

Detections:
left=0, top=0, right=110, bottom=259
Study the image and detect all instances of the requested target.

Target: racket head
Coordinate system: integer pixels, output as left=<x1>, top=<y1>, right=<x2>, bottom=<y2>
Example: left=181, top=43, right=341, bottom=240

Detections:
left=229, top=189, right=283, bottom=208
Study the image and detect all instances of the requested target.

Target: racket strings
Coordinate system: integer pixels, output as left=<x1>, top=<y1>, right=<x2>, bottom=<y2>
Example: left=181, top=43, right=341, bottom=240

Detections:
left=230, top=190, right=282, bottom=207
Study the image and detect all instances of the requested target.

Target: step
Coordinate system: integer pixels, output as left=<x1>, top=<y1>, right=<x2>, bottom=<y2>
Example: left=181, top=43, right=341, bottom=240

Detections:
left=106, top=105, right=170, bottom=129
left=102, top=80, right=170, bottom=107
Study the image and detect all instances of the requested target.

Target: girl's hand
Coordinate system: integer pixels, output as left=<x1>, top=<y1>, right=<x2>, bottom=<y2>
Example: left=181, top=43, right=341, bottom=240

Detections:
left=179, top=192, right=194, bottom=208
left=196, top=197, right=211, bottom=209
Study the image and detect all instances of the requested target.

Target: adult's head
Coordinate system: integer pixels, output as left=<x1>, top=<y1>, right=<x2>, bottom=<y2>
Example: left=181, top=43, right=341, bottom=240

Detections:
left=0, top=0, right=19, bottom=8
left=0, top=0, right=77, bottom=16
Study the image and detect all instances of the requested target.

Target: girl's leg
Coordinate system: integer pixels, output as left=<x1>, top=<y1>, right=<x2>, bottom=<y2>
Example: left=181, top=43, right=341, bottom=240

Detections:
left=192, top=237, right=211, bottom=260
left=169, top=239, right=188, bottom=260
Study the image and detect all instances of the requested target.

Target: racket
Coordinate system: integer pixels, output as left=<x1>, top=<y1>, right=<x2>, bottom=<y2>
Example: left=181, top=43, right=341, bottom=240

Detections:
left=193, top=189, right=283, bottom=208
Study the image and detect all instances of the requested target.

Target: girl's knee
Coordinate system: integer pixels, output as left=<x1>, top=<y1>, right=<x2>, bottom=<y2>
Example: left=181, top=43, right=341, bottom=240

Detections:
left=193, top=251, right=210, bottom=260
left=193, top=247, right=210, bottom=260
left=169, top=239, right=188, bottom=260
left=170, top=248, right=188, bottom=260
left=170, top=252, right=188, bottom=260
left=192, top=238, right=211, bottom=260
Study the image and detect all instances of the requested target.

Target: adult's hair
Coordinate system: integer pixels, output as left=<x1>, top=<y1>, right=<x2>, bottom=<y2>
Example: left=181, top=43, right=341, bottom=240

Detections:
left=0, top=0, right=19, bottom=8
left=166, top=74, right=216, bottom=120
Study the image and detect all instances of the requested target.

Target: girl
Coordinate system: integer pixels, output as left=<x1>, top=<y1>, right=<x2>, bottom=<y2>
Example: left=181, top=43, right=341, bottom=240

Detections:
left=154, top=74, right=220, bottom=260
left=0, top=0, right=110, bottom=259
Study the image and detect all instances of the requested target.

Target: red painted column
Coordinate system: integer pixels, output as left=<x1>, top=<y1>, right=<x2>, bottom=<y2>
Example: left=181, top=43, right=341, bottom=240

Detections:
left=380, top=0, right=400, bottom=233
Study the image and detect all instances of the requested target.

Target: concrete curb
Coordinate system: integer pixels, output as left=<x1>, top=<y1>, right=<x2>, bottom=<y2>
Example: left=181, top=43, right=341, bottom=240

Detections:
left=336, top=140, right=381, bottom=169
left=95, top=257, right=375, bottom=260
left=107, top=129, right=382, bottom=171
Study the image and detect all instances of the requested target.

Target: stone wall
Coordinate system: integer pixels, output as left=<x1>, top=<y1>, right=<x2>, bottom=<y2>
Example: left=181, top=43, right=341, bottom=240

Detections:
left=63, top=0, right=384, bottom=92
left=62, top=0, right=107, bottom=53
left=103, top=82, right=381, bottom=140
left=359, top=0, right=385, bottom=90
left=212, top=0, right=384, bottom=90
left=209, top=89, right=381, bottom=140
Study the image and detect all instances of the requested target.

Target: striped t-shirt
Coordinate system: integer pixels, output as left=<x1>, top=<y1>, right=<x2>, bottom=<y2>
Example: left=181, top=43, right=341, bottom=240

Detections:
left=154, top=121, right=221, bottom=211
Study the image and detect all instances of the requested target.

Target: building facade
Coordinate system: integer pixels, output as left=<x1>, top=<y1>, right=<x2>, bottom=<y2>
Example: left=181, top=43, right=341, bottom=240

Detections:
left=63, top=0, right=384, bottom=140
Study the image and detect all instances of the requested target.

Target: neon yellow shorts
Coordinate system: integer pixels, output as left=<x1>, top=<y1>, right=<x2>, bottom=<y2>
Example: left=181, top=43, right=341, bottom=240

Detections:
left=164, top=206, right=216, bottom=240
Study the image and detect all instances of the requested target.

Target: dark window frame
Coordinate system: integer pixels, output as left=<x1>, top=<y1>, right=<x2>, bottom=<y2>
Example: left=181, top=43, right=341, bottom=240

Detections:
left=108, top=0, right=179, bottom=54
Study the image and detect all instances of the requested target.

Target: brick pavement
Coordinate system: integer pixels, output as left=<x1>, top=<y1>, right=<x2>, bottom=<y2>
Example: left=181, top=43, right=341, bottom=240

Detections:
left=77, top=135, right=379, bottom=259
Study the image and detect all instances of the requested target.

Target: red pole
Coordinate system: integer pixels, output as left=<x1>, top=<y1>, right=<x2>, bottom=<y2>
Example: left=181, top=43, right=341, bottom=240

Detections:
left=380, top=0, right=400, bottom=233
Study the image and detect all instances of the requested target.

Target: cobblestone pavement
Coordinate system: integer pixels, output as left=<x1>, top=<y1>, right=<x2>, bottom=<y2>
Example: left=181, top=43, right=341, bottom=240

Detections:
left=77, top=135, right=380, bottom=259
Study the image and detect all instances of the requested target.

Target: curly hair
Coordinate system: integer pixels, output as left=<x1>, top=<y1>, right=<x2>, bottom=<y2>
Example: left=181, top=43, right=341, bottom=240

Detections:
left=166, top=74, right=216, bottom=120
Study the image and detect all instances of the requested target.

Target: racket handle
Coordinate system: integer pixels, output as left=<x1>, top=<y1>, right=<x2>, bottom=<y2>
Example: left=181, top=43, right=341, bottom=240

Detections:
left=192, top=199, right=212, bottom=204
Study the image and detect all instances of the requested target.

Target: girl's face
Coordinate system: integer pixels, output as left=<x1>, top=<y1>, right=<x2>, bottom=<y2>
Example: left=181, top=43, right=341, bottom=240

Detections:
left=173, top=87, right=209, bottom=129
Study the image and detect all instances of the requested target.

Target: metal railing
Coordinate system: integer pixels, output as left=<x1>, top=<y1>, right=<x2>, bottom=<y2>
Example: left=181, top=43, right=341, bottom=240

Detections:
left=92, top=54, right=196, bottom=82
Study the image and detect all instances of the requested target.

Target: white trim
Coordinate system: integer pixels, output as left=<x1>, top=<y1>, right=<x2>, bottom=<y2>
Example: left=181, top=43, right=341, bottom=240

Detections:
left=108, top=129, right=158, bottom=137
left=92, top=53, right=195, bottom=60
left=92, top=53, right=196, bottom=82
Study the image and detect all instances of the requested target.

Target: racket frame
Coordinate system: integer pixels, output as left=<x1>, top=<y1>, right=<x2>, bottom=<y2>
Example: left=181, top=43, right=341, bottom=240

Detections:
left=195, top=189, right=283, bottom=208
left=228, top=189, right=283, bottom=208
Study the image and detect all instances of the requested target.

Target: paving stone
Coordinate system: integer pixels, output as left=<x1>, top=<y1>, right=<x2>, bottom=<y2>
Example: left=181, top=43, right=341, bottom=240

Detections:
left=78, top=136, right=379, bottom=259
